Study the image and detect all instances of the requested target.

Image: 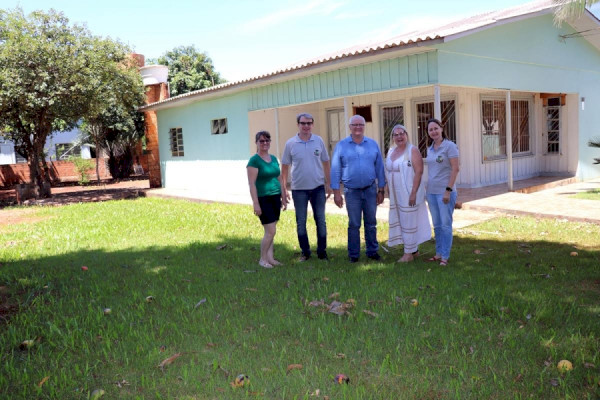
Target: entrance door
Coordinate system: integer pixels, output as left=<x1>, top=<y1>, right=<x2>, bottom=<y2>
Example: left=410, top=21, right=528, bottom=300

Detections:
left=327, top=109, right=345, bottom=155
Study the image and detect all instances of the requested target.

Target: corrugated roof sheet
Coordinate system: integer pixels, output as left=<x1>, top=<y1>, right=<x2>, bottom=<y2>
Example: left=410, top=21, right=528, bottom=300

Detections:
left=142, top=0, right=556, bottom=110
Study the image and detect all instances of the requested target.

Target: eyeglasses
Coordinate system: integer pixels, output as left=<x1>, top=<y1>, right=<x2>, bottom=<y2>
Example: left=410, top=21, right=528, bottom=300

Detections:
left=350, top=123, right=365, bottom=127
left=391, top=132, right=407, bottom=137
left=258, top=139, right=271, bottom=143
left=298, top=121, right=313, bottom=126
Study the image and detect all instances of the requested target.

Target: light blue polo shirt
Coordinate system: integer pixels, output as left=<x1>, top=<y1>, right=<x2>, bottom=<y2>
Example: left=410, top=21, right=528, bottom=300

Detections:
left=425, top=139, right=459, bottom=194
left=281, top=133, right=329, bottom=190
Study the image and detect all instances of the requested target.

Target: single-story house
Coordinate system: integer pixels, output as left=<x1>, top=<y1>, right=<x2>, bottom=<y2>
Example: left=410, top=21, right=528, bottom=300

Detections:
left=140, top=0, right=600, bottom=197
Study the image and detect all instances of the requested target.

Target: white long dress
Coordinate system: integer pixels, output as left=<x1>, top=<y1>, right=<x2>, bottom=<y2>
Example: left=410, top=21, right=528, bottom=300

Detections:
left=385, top=144, right=431, bottom=252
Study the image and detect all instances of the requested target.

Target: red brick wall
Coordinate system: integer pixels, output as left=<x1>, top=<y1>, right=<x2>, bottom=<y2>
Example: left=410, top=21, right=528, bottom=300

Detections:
left=0, top=159, right=111, bottom=187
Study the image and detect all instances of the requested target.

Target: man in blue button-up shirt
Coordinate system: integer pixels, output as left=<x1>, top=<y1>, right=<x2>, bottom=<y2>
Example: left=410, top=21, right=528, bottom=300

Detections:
left=331, top=115, right=386, bottom=263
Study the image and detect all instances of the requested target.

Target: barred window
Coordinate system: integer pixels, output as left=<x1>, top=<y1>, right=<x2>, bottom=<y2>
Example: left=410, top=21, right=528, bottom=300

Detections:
left=481, top=98, right=531, bottom=161
left=545, top=97, right=560, bottom=154
left=415, top=100, right=456, bottom=156
left=211, top=118, right=228, bottom=135
left=169, top=128, right=184, bottom=157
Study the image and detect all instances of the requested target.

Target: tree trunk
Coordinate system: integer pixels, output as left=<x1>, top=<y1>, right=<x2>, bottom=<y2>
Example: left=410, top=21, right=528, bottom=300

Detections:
left=95, top=136, right=101, bottom=184
left=28, top=142, right=52, bottom=199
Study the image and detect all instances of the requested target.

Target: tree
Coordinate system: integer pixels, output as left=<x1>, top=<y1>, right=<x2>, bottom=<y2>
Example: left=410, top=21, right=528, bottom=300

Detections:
left=553, top=0, right=599, bottom=24
left=79, top=49, right=146, bottom=182
left=152, top=45, right=224, bottom=97
left=0, top=8, right=142, bottom=197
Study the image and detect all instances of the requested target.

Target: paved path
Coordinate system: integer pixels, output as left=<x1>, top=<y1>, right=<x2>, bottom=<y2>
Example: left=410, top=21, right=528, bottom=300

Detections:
left=146, top=178, right=600, bottom=228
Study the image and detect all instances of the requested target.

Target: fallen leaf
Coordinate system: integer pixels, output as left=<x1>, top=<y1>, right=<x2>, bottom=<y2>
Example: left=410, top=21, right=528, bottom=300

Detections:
left=322, top=277, right=329, bottom=281
left=329, top=292, right=340, bottom=299
left=243, top=270, right=256, bottom=273
left=145, top=296, right=154, bottom=303
left=308, top=300, right=325, bottom=307
left=230, top=374, right=249, bottom=388
left=115, top=379, right=130, bottom=388
left=81, top=266, right=88, bottom=271
left=216, top=244, right=228, bottom=250
left=570, top=251, right=578, bottom=257
left=286, top=364, right=303, bottom=374
left=194, top=298, right=207, bottom=308
left=103, top=308, right=111, bottom=315
left=158, top=353, right=184, bottom=370
left=310, top=389, right=321, bottom=396
left=334, top=353, right=346, bottom=359
left=90, top=389, right=105, bottom=399
left=245, top=288, right=257, bottom=292
left=362, top=309, right=379, bottom=317
left=584, top=362, right=596, bottom=369
left=514, top=373, right=523, bottom=382
left=334, top=374, right=350, bottom=384
left=159, top=345, right=166, bottom=352
left=328, top=301, right=346, bottom=315
left=206, top=342, right=217, bottom=348
left=549, top=378, right=559, bottom=387
left=473, top=249, right=482, bottom=254
left=345, top=299, right=356, bottom=307
left=38, top=376, right=49, bottom=387
left=19, top=340, right=34, bottom=350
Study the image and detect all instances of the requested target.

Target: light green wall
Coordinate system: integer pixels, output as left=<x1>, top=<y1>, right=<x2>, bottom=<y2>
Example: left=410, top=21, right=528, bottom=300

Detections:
left=437, top=13, right=600, bottom=180
left=156, top=92, right=251, bottom=162
left=250, top=52, right=438, bottom=110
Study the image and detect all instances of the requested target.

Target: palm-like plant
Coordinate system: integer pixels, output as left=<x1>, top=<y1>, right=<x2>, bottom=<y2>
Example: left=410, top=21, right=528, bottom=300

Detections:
left=553, top=0, right=599, bottom=24
left=589, top=138, right=600, bottom=164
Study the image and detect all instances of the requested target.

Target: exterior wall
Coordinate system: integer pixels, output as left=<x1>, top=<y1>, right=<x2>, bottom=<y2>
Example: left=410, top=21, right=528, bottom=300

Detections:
left=0, top=159, right=110, bottom=186
left=249, top=52, right=438, bottom=110
left=156, top=92, right=251, bottom=190
left=436, top=13, right=600, bottom=180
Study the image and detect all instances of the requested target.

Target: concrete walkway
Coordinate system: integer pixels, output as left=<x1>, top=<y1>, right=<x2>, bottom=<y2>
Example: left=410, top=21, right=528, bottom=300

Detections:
left=146, top=178, right=600, bottom=228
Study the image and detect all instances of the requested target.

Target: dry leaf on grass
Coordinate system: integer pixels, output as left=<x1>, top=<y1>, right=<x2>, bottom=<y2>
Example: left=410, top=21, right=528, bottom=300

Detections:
left=216, top=244, right=228, bottom=250
left=308, top=300, right=325, bottom=307
left=245, top=288, right=257, bottom=292
left=194, top=298, right=207, bottom=308
left=37, top=376, right=49, bottom=387
left=158, top=353, right=184, bottom=370
left=286, top=364, right=303, bottom=374
left=334, top=353, right=346, bottom=359
left=328, top=292, right=340, bottom=299
left=362, top=309, right=378, bottom=317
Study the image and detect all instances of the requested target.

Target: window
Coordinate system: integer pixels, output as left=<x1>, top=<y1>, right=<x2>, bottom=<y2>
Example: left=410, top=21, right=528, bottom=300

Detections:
left=211, top=118, right=228, bottom=135
left=353, top=106, right=372, bottom=123
left=55, top=143, right=81, bottom=160
left=169, top=128, right=184, bottom=157
left=381, top=105, right=404, bottom=156
left=415, top=99, right=456, bottom=156
left=481, top=98, right=531, bottom=160
left=545, top=97, right=560, bottom=154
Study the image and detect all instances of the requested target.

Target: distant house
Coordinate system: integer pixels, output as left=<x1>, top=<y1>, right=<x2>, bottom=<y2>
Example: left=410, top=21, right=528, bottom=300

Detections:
left=141, top=0, right=600, bottom=197
left=0, top=128, right=92, bottom=166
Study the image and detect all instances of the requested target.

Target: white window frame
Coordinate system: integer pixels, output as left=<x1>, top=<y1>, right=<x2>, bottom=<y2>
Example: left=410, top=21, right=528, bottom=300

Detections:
left=544, top=97, right=561, bottom=155
left=480, top=95, right=534, bottom=162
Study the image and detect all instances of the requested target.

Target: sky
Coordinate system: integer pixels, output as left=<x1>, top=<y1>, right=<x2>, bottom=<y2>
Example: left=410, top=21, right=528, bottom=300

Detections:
left=7, top=0, right=600, bottom=82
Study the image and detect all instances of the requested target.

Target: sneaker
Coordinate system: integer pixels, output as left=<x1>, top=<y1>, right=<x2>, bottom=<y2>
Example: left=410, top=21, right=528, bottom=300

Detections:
left=299, top=254, right=310, bottom=262
left=317, top=252, right=329, bottom=260
left=349, top=257, right=359, bottom=263
left=367, top=253, right=381, bottom=261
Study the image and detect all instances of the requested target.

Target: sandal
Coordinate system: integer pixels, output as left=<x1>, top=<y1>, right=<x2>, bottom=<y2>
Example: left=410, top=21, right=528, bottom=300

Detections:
left=259, top=260, right=273, bottom=269
left=398, top=254, right=414, bottom=263
left=427, top=256, right=442, bottom=262
left=270, top=260, right=283, bottom=266
left=439, top=259, right=448, bottom=266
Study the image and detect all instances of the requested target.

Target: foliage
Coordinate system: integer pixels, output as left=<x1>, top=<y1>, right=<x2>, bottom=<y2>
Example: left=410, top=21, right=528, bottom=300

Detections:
left=589, top=137, right=600, bottom=164
left=0, top=199, right=599, bottom=399
left=151, top=45, right=224, bottom=97
left=68, top=156, right=94, bottom=184
left=553, top=0, right=599, bottom=24
left=0, top=8, right=142, bottom=195
left=572, top=188, right=600, bottom=200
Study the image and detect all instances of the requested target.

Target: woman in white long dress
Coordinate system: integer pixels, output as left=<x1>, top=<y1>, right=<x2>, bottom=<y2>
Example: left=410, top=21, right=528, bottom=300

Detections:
left=385, top=124, right=431, bottom=262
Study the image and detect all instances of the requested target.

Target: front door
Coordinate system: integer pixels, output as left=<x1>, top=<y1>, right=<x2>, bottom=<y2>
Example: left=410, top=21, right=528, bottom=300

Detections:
left=327, top=109, right=345, bottom=155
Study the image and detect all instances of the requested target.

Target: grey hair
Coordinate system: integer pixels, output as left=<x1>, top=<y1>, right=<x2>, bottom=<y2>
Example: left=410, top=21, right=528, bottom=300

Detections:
left=296, top=113, right=314, bottom=123
left=392, top=124, right=407, bottom=134
left=348, top=115, right=365, bottom=125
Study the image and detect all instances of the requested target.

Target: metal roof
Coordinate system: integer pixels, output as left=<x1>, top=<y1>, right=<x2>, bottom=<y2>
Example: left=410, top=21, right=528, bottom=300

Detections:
left=141, top=0, right=592, bottom=111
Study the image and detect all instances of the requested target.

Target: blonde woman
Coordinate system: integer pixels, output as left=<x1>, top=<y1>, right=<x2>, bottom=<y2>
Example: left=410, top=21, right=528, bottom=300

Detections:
left=385, top=124, right=431, bottom=262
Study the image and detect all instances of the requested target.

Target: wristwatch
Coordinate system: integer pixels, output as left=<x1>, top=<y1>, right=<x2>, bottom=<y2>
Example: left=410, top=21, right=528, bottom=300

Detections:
left=445, top=187, right=453, bottom=192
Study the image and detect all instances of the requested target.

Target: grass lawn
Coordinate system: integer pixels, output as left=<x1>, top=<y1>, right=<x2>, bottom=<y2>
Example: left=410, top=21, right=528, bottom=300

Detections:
left=572, top=188, right=600, bottom=201
left=1, top=198, right=599, bottom=399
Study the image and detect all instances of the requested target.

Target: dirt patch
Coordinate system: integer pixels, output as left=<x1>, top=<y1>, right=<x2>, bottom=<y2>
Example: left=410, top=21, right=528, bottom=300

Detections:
left=0, top=209, right=52, bottom=230
left=0, top=178, right=150, bottom=210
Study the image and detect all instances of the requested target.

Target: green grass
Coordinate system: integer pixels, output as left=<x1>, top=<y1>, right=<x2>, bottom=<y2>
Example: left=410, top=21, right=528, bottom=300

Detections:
left=1, top=198, right=599, bottom=399
left=572, top=188, right=600, bottom=201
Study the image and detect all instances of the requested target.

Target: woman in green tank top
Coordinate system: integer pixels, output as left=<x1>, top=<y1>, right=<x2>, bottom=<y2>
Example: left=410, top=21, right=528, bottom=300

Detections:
left=247, top=131, right=288, bottom=268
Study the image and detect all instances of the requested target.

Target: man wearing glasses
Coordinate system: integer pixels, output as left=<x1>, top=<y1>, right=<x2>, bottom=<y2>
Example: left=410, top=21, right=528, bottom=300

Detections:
left=281, top=113, right=332, bottom=261
left=330, top=115, right=386, bottom=263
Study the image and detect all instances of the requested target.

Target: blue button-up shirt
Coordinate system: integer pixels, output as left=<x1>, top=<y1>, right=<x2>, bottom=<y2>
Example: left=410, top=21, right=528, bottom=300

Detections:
left=330, top=136, right=386, bottom=190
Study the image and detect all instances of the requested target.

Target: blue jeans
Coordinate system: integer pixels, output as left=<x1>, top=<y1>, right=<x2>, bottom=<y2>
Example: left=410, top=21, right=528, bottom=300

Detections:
left=344, top=183, right=378, bottom=258
left=291, top=185, right=327, bottom=257
left=426, top=192, right=457, bottom=260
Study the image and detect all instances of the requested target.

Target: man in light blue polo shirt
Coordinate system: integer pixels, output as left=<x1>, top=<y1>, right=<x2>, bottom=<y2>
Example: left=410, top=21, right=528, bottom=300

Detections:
left=331, top=115, right=386, bottom=263
left=282, top=113, right=331, bottom=261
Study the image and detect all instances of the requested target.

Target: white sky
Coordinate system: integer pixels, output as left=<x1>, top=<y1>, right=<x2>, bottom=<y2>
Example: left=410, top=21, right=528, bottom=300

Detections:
left=7, top=0, right=600, bottom=82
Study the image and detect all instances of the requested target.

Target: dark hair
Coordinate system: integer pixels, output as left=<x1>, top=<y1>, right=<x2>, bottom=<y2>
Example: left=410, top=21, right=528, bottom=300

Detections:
left=426, top=118, right=447, bottom=140
left=296, top=113, right=314, bottom=123
left=255, top=130, right=271, bottom=142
